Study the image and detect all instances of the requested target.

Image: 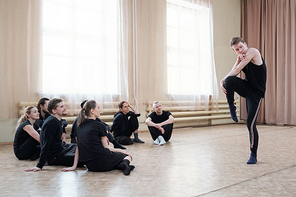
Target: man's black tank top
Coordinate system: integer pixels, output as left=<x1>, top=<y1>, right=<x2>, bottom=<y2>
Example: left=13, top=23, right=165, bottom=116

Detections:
left=242, top=57, right=267, bottom=98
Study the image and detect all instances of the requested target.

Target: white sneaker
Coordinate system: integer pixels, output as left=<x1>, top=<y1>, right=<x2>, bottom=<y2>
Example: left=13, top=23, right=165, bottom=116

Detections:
left=158, top=136, right=166, bottom=145
left=154, top=138, right=160, bottom=145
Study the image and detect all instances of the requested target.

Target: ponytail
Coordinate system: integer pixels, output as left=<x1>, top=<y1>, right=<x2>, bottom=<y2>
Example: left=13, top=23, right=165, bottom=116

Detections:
left=77, top=108, right=87, bottom=126
left=77, top=100, right=97, bottom=126
left=15, top=106, right=35, bottom=130
left=16, top=115, right=28, bottom=129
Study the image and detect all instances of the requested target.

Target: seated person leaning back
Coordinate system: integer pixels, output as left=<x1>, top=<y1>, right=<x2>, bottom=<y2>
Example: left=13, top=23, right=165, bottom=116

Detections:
left=61, top=100, right=134, bottom=175
left=25, top=98, right=81, bottom=172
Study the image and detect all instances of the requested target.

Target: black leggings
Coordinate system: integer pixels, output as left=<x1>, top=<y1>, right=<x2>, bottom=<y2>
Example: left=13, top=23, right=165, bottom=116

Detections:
left=14, top=137, right=40, bottom=160
left=121, top=116, right=139, bottom=138
left=148, top=124, right=173, bottom=141
left=225, top=76, right=263, bottom=152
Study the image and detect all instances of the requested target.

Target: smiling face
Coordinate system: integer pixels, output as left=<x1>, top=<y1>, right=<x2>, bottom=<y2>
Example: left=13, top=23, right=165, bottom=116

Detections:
left=27, top=107, right=39, bottom=120
left=120, top=102, right=129, bottom=114
left=232, top=41, right=248, bottom=55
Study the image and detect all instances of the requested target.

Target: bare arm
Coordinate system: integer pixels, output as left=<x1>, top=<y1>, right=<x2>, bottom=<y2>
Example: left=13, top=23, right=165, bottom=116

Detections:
left=146, top=115, right=174, bottom=127
left=23, top=125, right=40, bottom=142
left=159, top=115, right=174, bottom=127
left=220, top=48, right=260, bottom=94
left=101, top=136, right=132, bottom=158
left=126, top=102, right=139, bottom=114
left=61, top=145, right=79, bottom=172
left=145, top=117, right=165, bottom=134
left=61, top=133, right=66, bottom=142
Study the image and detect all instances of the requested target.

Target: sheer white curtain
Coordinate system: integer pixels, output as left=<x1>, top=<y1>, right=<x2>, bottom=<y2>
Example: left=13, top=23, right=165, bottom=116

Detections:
left=166, top=0, right=218, bottom=110
left=40, top=0, right=130, bottom=113
left=0, top=0, right=41, bottom=120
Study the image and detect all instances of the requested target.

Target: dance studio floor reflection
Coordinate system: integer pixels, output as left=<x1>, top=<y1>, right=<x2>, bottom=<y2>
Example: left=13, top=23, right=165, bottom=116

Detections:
left=1, top=123, right=296, bottom=196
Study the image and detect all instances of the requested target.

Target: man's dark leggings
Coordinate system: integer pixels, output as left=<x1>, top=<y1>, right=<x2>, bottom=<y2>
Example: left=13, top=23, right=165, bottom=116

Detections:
left=148, top=123, right=173, bottom=141
left=225, top=76, right=263, bottom=153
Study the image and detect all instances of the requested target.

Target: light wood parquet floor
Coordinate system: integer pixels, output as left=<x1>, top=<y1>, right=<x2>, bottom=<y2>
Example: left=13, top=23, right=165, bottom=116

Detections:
left=1, top=123, right=296, bottom=197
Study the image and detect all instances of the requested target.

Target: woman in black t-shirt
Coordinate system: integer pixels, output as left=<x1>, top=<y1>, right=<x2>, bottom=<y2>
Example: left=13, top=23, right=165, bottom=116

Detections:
left=14, top=106, right=40, bottom=160
left=61, top=100, right=134, bottom=175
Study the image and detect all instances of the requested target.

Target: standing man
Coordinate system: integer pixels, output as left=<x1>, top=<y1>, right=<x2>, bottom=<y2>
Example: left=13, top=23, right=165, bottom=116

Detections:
left=110, top=101, right=144, bottom=145
left=25, top=98, right=80, bottom=172
left=145, top=101, right=174, bottom=145
left=220, top=37, right=266, bottom=164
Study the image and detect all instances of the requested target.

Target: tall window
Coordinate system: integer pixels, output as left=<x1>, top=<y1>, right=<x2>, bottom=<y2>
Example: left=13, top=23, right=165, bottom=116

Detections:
left=167, top=0, right=217, bottom=97
left=41, top=0, right=118, bottom=96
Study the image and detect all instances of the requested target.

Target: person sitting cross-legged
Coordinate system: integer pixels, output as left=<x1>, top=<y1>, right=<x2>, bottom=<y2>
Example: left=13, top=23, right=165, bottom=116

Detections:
left=145, top=101, right=174, bottom=145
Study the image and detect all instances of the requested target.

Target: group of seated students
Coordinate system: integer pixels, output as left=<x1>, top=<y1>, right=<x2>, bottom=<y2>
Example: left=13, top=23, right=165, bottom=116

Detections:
left=14, top=98, right=174, bottom=175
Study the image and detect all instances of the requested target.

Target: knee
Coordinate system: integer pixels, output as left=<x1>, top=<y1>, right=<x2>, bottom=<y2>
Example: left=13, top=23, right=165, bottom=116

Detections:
left=224, top=76, right=236, bottom=88
left=164, top=123, right=173, bottom=130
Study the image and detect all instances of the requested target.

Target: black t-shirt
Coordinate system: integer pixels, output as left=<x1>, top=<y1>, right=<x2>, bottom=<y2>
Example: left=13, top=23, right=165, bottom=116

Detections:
left=148, top=111, right=172, bottom=123
left=13, top=120, right=38, bottom=149
left=110, top=111, right=140, bottom=136
left=37, top=115, right=64, bottom=169
left=70, top=117, right=79, bottom=140
left=76, top=119, right=109, bottom=162
left=35, top=111, right=51, bottom=129
left=71, top=117, right=110, bottom=140
left=242, top=57, right=267, bottom=98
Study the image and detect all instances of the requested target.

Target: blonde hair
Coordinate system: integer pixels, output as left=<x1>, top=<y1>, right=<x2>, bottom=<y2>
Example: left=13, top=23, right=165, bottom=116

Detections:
left=16, top=106, right=35, bottom=129
left=152, top=101, right=159, bottom=108
left=77, top=100, right=96, bottom=126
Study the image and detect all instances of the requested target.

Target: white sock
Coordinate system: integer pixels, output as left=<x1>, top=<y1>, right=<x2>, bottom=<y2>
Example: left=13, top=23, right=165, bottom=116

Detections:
left=154, top=138, right=160, bottom=145
left=158, top=136, right=166, bottom=145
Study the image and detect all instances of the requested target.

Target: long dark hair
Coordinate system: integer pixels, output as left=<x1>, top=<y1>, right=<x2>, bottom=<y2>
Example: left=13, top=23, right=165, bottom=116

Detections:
left=77, top=100, right=96, bottom=126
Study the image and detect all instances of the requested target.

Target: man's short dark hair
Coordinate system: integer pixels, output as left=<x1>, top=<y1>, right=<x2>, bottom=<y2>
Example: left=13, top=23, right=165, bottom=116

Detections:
left=47, top=98, right=63, bottom=114
left=230, top=37, right=245, bottom=47
left=37, top=98, right=49, bottom=112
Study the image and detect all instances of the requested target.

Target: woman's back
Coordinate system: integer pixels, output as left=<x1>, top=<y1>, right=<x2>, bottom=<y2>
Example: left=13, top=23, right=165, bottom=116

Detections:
left=14, top=120, right=32, bottom=149
left=76, top=119, right=109, bottom=162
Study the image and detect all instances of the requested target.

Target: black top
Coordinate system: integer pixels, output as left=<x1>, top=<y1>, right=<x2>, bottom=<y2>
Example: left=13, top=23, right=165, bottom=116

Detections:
left=35, top=111, right=51, bottom=129
left=242, top=57, right=267, bottom=98
left=110, top=111, right=140, bottom=136
left=71, top=117, right=110, bottom=142
left=148, top=111, right=172, bottom=123
left=36, top=115, right=64, bottom=169
left=76, top=119, right=108, bottom=162
left=70, top=117, right=79, bottom=140
left=13, top=120, right=38, bottom=149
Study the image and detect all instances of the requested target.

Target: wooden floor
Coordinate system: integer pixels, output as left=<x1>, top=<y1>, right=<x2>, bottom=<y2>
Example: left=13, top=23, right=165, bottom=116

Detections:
left=1, top=123, right=296, bottom=197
